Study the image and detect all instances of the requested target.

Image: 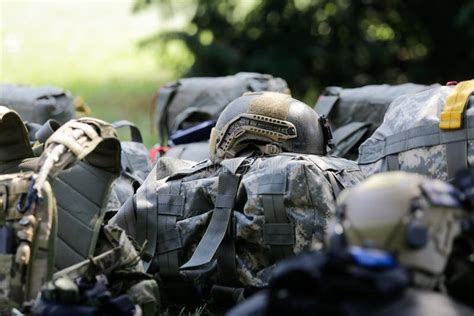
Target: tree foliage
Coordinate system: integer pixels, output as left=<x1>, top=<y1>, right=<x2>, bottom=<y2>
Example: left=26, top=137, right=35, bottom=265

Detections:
left=135, top=0, right=474, bottom=100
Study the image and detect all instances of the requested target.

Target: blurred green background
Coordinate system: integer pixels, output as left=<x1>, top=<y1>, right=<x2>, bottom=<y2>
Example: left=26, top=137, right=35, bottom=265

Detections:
left=2, top=0, right=473, bottom=147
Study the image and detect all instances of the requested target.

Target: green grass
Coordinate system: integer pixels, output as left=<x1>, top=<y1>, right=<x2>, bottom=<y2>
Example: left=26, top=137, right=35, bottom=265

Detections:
left=0, top=0, right=180, bottom=147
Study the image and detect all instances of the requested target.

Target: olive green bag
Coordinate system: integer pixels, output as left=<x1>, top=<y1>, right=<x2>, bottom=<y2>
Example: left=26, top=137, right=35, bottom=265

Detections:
left=0, top=106, right=121, bottom=271
left=0, top=172, right=57, bottom=314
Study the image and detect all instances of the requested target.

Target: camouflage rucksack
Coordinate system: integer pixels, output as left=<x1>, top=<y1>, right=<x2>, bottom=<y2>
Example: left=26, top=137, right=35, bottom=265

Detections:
left=112, top=153, right=363, bottom=308
left=155, top=72, right=289, bottom=162
left=0, top=172, right=57, bottom=314
left=0, top=106, right=121, bottom=270
left=314, top=83, right=437, bottom=160
left=0, top=84, right=79, bottom=125
left=358, top=80, right=474, bottom=181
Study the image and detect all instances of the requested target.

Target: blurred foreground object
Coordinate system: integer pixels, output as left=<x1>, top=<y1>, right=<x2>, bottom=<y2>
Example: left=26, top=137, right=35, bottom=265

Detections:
left=229, top=172, right=474, bottom=315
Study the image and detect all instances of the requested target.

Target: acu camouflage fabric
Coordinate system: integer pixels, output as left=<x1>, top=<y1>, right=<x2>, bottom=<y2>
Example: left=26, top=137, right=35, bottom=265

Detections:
left=113, top=154, right=363, bottom=291
left=358, top=85, right=474, bottom=181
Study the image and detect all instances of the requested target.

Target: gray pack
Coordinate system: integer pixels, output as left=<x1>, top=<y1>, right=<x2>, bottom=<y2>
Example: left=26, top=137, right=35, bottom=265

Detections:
left=0, top=84, right=76, bottom=124
left=155, top=72, right=289, bottom=147
left=315, top=83, right=437, bottom=159
left=358, top=82, right=474, bottom=181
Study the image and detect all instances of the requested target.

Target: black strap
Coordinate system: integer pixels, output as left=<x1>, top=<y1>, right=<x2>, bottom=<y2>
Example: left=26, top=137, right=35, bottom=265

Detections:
left=386, top=154, right=400, bottom=171
left=180, top=173, right=240, bottom=269
left=258, top=167, right=294, bottom=262
left=314, top=95, right=339, bottom=117
left=157, top=179, right=184, bottom=276
left=446, top=141, right=468, bottom=179
left=326, top=171, right=343, bottom=199
left=112, top=120, right=143, bottom=143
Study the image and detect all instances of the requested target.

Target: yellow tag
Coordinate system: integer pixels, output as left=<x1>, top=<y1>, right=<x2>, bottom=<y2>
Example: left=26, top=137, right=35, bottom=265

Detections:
left=439, top=79, right=474, bottom=130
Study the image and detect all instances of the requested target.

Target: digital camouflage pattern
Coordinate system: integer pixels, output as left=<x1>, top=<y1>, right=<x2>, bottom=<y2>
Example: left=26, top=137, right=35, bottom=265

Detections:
left=0, top=172, right=57, bottom=315
left=358, top=85, right=474, bottom=180
left=114, top=154, right=363, bottom=290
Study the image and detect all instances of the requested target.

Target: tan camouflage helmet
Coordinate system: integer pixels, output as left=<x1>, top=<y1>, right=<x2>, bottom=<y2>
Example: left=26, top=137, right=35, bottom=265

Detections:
left=328, top=171, right=465, bottom=276
left=209, top=91, right=331, bottom=162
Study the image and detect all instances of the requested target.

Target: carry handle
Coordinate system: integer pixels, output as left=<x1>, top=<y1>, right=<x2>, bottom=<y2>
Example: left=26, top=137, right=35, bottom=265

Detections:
left=112, top=120, right=143, bottom=143
left=439, top=79, right=474, bottom=130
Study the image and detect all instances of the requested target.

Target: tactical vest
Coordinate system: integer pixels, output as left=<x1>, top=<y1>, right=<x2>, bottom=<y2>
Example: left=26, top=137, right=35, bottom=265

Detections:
left=228, top=249, right=474, bottom=316
left=314, top=83, right=437, bottom=160
left=155, top=72, right=290, bottom=147
left=0, top=107, right=121, bottom=271
left=0, top=172, right=57, bottom=314
left=358, top=80, right=474, bottom=181
left=112, top=153, right=363, bottom=306
left=0, top=84, right=76, bottom=125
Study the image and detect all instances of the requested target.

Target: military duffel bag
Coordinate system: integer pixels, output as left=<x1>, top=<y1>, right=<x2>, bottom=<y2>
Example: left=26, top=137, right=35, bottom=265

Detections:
left=155, top=72, right=289, bottom=147
left=0, top=106, right=121, bottom=271
left=0, top=84, right=79, bottom=125
left=314, top=83, right=437, bottom=160
left=358, top=80, right=474, bottom=181
left=112, top=153, right=363, bottom=308
left=0, top=172, right=57, bottom=314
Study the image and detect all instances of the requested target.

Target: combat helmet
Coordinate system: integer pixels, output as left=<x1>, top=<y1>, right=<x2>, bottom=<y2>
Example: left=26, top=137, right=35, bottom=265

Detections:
left=328, top=171, right=465, bottom=278
left=209, top=91, right=332, bottom=162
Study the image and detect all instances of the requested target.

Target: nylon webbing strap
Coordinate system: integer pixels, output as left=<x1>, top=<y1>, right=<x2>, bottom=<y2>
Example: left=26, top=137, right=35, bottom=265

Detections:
left=136, top=178, right=158, bottom=266
left=386, top=154, right=400, bottom=171
left=180, top=173, right=240, bottom=269
left=446, top=141, right=468, bottom=179
left=112, top=120, right=143, bottom=143
left=315, top=95, right=339, bottom=116
left=358, top=116, right=474, bottom=164
left=439, top=80, right=474, bottom=130
left=326, top=171, right=343, bottom=199
left=157, top=179, right=183, bottom=276
left=259, top=171, right=294, bottom=261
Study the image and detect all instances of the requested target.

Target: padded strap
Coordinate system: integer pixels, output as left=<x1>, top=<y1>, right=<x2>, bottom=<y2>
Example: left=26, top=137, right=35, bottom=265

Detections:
left=440, top=80, right=474, bottom=130
left=314, top=95, right=339, bottom=117
left=156, top=84, right=178, bottom=146
left=180, top=173, right=240, bottom=269
left=112, top=120, right=143, bottom=143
